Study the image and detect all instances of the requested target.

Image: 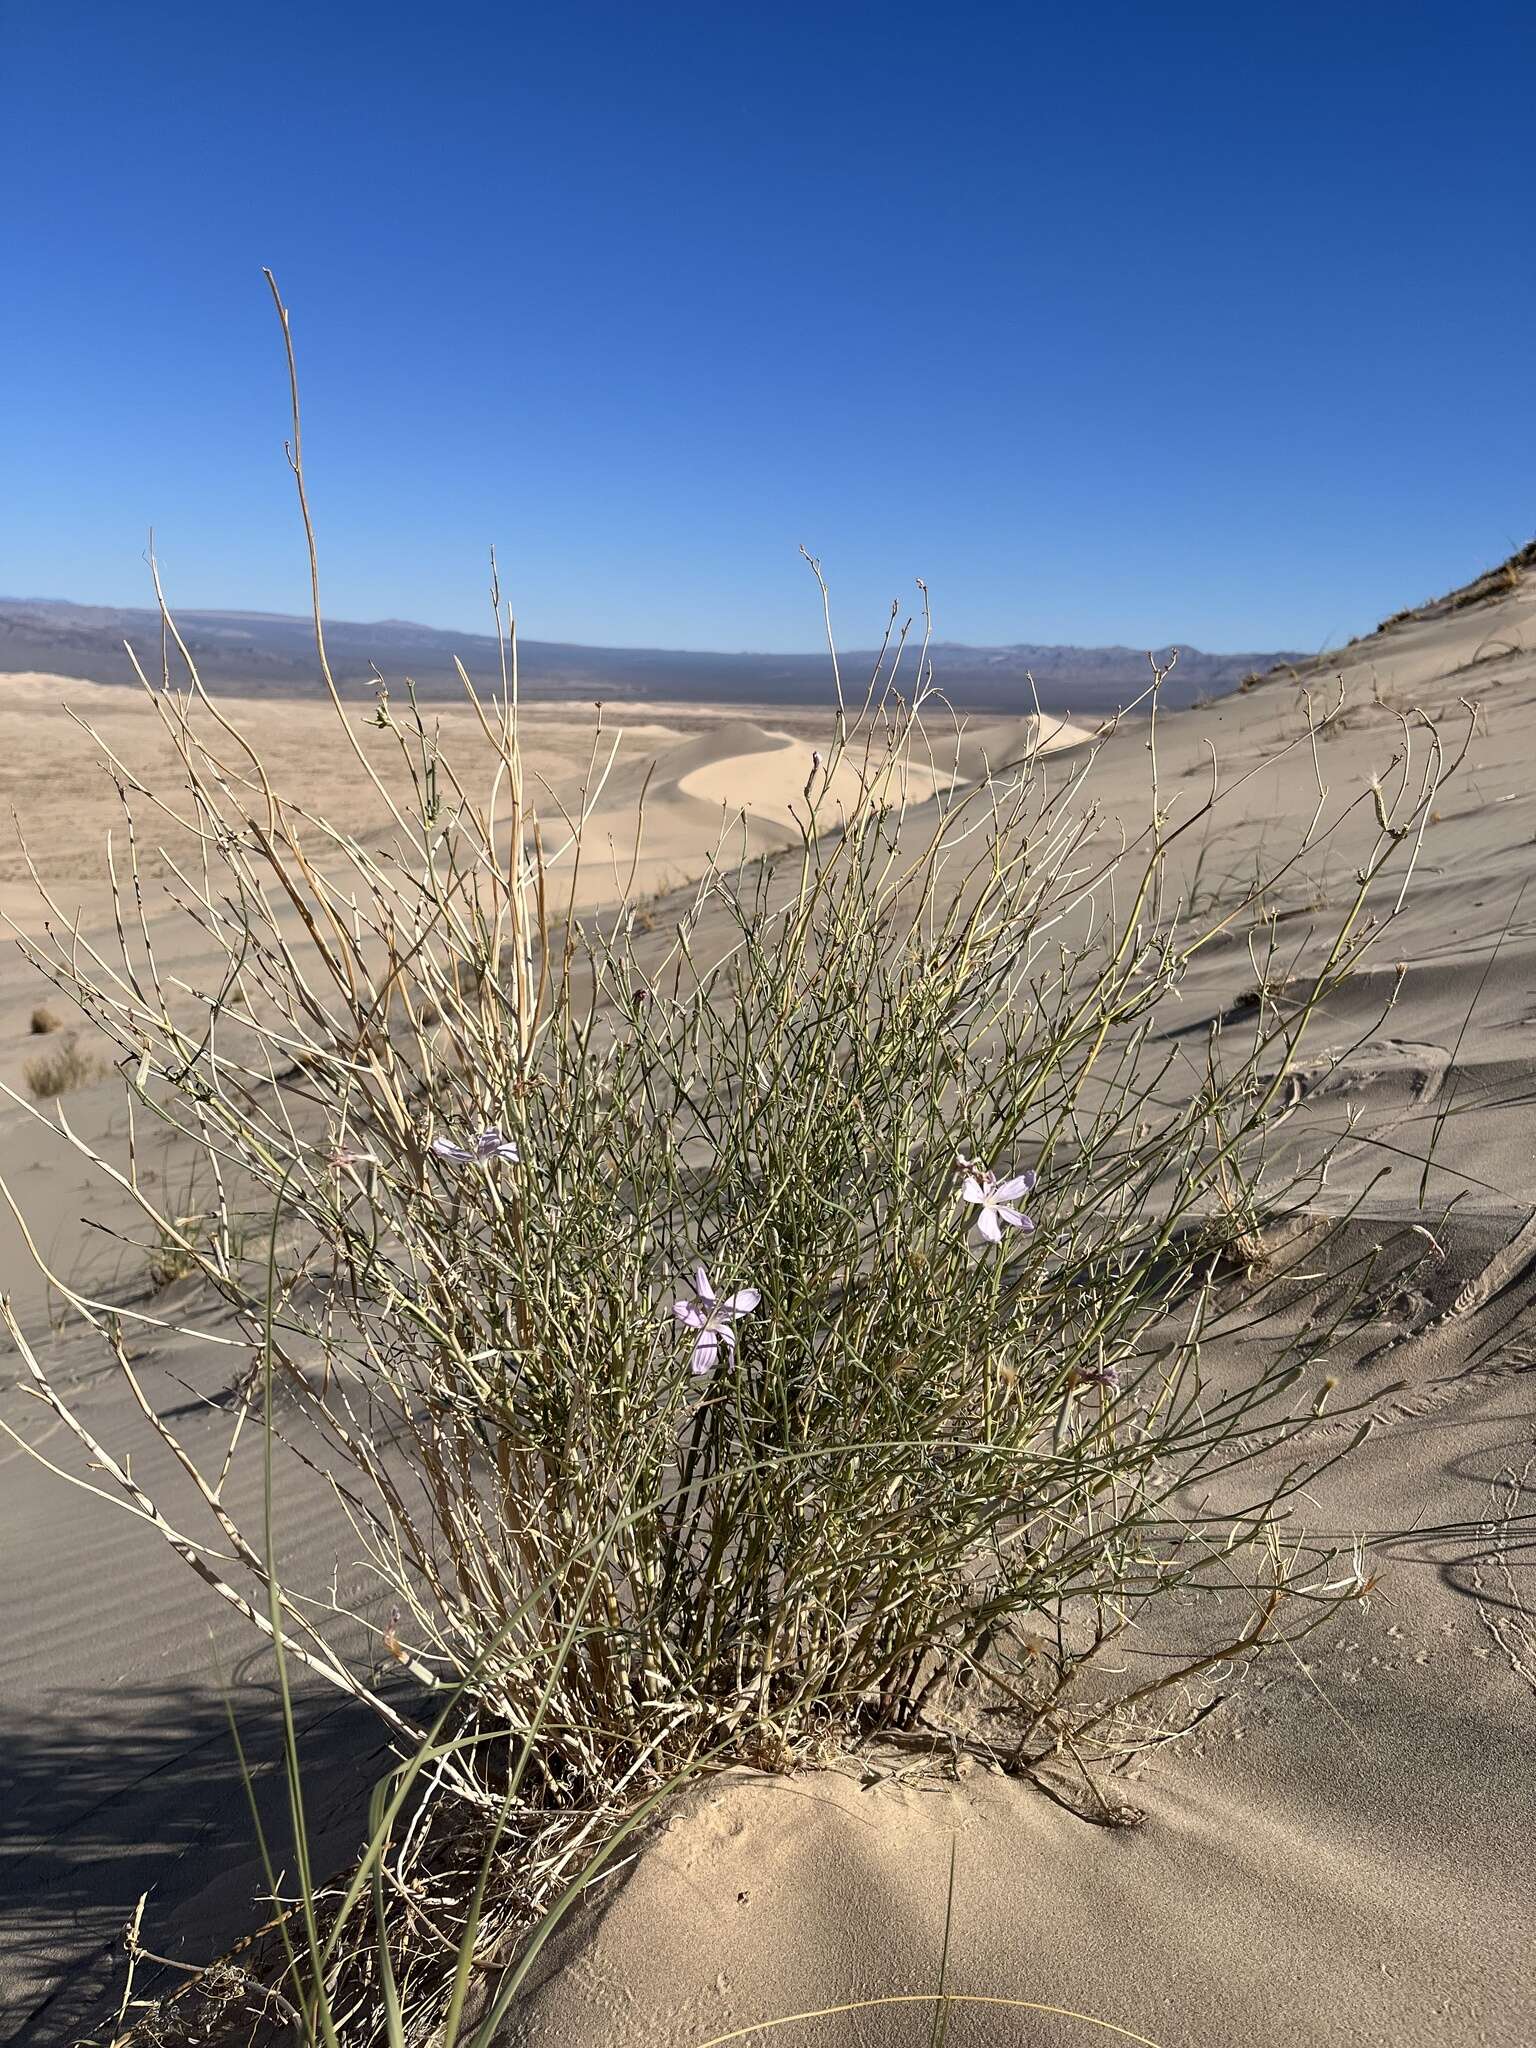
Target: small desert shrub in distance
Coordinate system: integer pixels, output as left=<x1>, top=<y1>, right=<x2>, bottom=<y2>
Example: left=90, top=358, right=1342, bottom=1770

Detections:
left=23, top=1032, right=101, bottom=1098
left=142, top=1209, right=268, bottom=1293
left=29, top=1003, right=61, bottom=1034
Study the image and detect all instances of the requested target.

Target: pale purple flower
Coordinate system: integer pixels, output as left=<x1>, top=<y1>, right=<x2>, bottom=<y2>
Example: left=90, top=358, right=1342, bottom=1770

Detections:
left=672, top=1263, right=760, bottom=1375
left=1072, top=1360, right=1120, bottom=1390
left=961, top=1166, right=1037, bottom=1244
left=430, top=1126, right=521, bottom=1165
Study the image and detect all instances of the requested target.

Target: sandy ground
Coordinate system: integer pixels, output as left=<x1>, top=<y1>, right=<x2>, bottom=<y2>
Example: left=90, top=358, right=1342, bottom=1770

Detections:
left=0, top=679, right=793, bottom=945
left=0, top=680, right=1091, bottom=1101
left=2, top=567, right=1534, bottom=2044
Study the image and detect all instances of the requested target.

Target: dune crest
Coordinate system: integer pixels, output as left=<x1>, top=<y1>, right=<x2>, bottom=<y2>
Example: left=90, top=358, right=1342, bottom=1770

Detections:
left=665, top=708, right=1095, bottom=834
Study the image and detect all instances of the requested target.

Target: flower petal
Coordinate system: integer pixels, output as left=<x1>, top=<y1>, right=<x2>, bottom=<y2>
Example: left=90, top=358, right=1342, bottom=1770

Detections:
left=960, top=1175, right=987, bottom=1205
left=716, top=1322, right=737, bottom=1346
left=690, top=1330, right=721, bottom=1375
left=722, top=1288, right=760, bottom=1316
left=996, top=1206, right=1025, bottom=1228
left=431, top=1137, right=473, bottom=1163
left=673, top=1301, right=706, bottom=1328
left=994, top=1172, right=1036, bottom=1201
left=976, top=1205, right=1003, bottom=1244
left=694, top=1264, right=716, bottom=1302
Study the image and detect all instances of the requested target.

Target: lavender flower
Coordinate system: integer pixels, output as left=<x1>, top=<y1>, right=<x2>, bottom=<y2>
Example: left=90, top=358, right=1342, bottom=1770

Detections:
left=961, top=1165, right=1037, bottom=1244
left=430, top=1126, right=521, bottom=1165
left=672, top=1264, right=760, bottom=1375
left=1071, top=1360, right=1120, bottom=1390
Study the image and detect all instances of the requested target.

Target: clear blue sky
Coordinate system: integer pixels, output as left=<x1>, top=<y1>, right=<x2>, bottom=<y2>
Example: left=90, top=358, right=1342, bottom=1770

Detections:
left=5, top=1, right=1532, bottom=654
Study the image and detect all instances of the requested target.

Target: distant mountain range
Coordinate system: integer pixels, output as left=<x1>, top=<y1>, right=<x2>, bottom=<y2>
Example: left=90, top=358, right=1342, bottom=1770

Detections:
left=0, top=597, right=1302, bottom=714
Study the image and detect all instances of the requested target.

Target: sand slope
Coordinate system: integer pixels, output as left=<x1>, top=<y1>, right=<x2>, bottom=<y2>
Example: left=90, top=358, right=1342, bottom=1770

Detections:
left=508, top=560, right=1536, bottom=2046
left=507, top=1221, right=1536, bottom=2045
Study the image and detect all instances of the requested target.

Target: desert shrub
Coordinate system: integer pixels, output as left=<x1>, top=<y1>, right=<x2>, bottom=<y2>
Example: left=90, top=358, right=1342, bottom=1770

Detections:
left=23, top=1031, right=100, bottom=1097
left=29, top=1003, right=61, bottom=1034
left=3, top=596, right=1457, bottom=2040
left=1, top=306, right=1459, bottom=2041
left=9, top=592, right=1449, bottom=1779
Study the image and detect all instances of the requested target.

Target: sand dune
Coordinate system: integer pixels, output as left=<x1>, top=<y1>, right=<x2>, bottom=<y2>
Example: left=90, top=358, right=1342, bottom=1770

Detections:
left=4, top=558, right=1536, bottom=2042
left=0, top=684, right=1088, bottom=982
left=671, top=711, right=1097, bottom=822
left=542, top=709, right=1094, bottom=911
left=672, top=717, right=954, bottom=825
left=948, top=709, right=1097, bottom=779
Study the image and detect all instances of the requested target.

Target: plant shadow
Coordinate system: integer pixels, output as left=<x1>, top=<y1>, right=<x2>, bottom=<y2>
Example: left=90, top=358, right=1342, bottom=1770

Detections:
left=0, top=1674, right=388, bottom=2047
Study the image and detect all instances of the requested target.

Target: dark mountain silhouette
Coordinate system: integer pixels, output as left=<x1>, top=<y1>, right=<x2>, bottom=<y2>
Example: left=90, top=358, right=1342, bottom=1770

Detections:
left=0, top=596, right=1301, bottom=714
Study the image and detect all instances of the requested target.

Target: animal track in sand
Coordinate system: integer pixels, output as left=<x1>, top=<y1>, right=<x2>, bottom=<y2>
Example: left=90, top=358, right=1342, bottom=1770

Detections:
left=1471, top=1457, right=1536, bottom=1700
left=1299, top=1343, right=1536, bottom=1447
left=1444, top=1211, right=1536, bottom=1320
left=1291, top=1035, right=1450, bottom=1111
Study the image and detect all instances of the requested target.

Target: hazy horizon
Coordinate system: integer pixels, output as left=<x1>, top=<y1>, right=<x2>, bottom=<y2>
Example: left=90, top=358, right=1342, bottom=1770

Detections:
left=0, top=588, right=1308, bottom=663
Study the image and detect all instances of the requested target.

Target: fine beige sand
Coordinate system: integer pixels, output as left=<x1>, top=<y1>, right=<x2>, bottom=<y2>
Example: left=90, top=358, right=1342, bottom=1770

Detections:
left=2, top=562, right=1533, bottom=2045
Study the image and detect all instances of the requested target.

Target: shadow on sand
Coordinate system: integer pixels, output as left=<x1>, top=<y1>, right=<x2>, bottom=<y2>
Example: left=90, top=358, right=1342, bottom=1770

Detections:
left=0, top=1673, right=389, bottom=2047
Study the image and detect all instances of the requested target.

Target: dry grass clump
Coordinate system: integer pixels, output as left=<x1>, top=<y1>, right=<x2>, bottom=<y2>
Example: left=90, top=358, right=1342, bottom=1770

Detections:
left=29, top=1003, right=61, bottom=1034
left=23, top=1030, right=102, bottom=1097
left=1377, top=537, right=1535, bottom=631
